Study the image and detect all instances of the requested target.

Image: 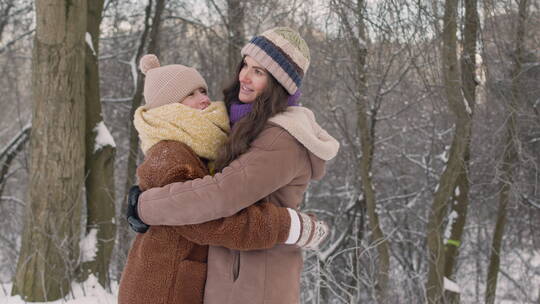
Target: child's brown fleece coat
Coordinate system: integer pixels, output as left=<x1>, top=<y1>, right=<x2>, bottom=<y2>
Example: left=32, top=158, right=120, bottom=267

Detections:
left=118, top=140, right=291, bottom=304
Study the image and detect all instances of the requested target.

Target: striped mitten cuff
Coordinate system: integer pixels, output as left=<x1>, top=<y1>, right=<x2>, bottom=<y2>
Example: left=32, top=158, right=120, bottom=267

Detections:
left=294, top=211, right=329, bottom=250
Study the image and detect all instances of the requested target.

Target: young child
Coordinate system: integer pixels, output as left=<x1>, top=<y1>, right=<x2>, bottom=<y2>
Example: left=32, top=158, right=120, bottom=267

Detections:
left=118, top=55, right=327, bottom=304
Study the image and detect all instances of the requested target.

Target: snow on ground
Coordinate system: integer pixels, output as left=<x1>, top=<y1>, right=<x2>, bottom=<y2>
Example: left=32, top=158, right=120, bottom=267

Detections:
left=497, top=248, right=540, bottom=302
left=0, top=250, right=537, bottom=303
left=457, top=248, right=540, bottom=303
left=0, top=275, right=118, bottom=304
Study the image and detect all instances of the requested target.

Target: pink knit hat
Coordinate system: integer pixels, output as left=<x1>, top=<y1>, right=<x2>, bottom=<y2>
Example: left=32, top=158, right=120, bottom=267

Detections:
left=139, top=54, right=208, bottom=109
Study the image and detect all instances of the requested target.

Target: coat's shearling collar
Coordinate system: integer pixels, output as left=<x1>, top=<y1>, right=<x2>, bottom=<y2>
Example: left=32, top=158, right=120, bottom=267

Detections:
left=269, top=106, right=339, bottom=161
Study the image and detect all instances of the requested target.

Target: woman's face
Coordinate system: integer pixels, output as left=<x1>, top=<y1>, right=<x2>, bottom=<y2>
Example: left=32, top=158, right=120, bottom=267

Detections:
left=238, top=56, right=269, bottom=103
left=180, top=87, right=211, bottom=110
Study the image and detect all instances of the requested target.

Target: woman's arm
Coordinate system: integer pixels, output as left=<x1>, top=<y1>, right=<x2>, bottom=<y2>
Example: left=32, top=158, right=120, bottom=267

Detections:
left=138, top=126, right=307, bottom=225
left=135, top=139, right=300, bottom=250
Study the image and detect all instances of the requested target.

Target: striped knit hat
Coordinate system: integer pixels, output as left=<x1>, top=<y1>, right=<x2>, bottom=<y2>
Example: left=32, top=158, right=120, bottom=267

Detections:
left=139, top=54, right=208, bottom=109
left=241, top=27, right=310, bottom=95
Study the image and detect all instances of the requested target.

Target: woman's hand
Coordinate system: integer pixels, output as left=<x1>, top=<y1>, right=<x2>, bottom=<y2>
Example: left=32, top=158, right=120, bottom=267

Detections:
left=127, top=185, right=150, bottom=233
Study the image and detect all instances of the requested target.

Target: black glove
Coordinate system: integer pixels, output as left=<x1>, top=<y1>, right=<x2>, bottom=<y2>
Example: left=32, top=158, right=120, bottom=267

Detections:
left=127, top=185, right=149, bottom=233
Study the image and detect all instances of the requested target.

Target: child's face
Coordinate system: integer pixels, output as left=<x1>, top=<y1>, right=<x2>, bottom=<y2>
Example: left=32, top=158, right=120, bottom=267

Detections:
left=180, top=87, right=211, bottom=110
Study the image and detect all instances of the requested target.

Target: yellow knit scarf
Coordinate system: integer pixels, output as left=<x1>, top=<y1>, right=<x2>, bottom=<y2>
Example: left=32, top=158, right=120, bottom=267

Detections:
left=134, top=102, right=230, bottom=161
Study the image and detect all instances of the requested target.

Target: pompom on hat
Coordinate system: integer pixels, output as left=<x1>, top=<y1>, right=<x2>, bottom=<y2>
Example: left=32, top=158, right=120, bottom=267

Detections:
left=139, top=54, right=160, bottom=74
left=241, top=27, right=310, bottom=95
left=139, top=54, right=208, bottom=109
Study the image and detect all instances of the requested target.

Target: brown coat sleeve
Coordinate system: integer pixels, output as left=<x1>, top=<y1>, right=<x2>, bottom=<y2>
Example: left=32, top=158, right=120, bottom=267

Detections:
left=176, top=201, right=290, bottom=250
left=138, top=126, right=307, bottom=225
left=136, top=140, right=291, bottom=250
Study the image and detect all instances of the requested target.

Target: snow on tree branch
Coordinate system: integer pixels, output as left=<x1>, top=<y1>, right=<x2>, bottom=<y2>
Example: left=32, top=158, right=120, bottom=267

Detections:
left=93, top=121, right=116, bottom=153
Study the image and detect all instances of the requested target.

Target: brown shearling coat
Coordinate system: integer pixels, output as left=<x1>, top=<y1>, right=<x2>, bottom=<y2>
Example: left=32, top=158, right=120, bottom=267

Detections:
left=118, top=140, right=291, bottom=304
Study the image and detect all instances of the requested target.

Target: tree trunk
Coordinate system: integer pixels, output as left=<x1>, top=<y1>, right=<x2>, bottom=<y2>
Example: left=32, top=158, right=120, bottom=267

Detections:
left=0, top=125, right=31, bottom=197
left=226, top=0, right=244, bottom=76
left=118, top=0, right=165, bottom=275
left=344, top=0, right=391, bottom=302
left=444, top=0, right=478, bottom=302
left=11, top=0, right=87, bottom=301
left=352, top=199, right=367, bottom=302
left=79, top=0, right=116, bottom=289
left=123, top=0, right=153, bottom=202
left=425, top=0, right=473, bottom=302
left=123, top=0, right=164, bottom=199
left=0, top=0, right=14, bottom=43
left=485, top=1, right=528, bottom=303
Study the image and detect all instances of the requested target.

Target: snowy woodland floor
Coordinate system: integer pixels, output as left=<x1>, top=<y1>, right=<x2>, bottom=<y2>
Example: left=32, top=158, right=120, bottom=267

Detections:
left=0, top=250, right=538, bottom=304
left=0, top=276, right=117, bottom=304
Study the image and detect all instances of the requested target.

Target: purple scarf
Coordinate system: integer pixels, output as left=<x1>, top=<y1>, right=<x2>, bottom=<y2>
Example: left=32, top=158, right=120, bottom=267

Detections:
left=229, top=90, right=302, bottom=127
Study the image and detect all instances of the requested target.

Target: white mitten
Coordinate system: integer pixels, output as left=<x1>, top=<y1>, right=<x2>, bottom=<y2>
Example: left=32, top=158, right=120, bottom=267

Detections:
left=285, top=209, right=329, bottom=250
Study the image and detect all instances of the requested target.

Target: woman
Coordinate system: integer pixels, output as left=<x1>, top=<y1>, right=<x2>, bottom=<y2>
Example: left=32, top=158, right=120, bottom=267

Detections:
left=130, top=27, right=339, bottom=303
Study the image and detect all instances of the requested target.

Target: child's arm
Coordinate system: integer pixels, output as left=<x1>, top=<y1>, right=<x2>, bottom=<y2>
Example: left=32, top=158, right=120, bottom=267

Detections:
left=171, top=201, right=328, bottom=251
left=172, top=201, right=290, bottom=250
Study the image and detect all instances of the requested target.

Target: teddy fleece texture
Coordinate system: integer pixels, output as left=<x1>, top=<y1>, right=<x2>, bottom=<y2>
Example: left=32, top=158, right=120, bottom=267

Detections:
left=117, top=140, right=291, bottom=304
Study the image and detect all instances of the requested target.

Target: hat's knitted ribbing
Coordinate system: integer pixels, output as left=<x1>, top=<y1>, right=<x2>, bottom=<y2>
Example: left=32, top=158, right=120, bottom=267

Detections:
left=241, top=27, right=310, bottom=95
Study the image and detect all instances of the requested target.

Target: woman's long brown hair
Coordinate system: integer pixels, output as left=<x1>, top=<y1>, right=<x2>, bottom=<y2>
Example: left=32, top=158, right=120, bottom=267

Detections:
left=214, top=59, right=290, bottom=171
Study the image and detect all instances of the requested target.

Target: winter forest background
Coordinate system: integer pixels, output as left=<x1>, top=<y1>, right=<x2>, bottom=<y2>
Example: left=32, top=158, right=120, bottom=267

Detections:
left=0, top=0, right=539, bottom=303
